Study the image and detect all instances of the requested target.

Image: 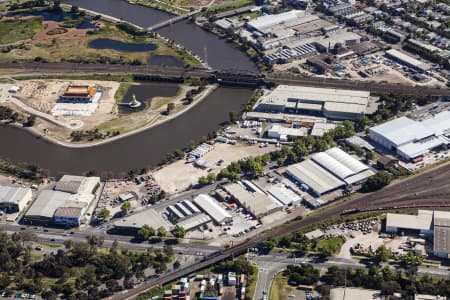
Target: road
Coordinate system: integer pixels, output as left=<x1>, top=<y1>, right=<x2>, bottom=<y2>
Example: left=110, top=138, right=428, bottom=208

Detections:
left=0, top=223, right=220, bottom=255
left=1, top=62, right=449, bottom=97
left=108, top=160, right=450, bottom=300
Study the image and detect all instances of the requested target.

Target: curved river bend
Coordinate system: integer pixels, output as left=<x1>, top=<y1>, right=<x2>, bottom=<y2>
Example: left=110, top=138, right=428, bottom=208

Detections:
left=63, top=0, right=258, bottom=72
left=0, top=88, right=252, bottom=176
left=0, top=0, right=257, bottom=176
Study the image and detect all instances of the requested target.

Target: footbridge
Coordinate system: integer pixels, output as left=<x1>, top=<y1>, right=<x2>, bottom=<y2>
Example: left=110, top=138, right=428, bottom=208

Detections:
left=147, top=10, right=200, bottom=31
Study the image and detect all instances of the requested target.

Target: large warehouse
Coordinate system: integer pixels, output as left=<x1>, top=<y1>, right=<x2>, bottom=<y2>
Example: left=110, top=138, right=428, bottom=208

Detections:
left=222, top=182, right=282, bottom=219
left=24, top=175, right=100, bottom=226
left=386, top=210, right=450, bottom=259
left=311, top=147, right=375, bottom=185
left=385, top=49, right=431, bottom=73
left=0, top=185, right=32, bottom=213
left=193, top=194, right=232, bottom=225
left=255, top=85, right=372, bottom=120
left=286, top=147, right=373, bottom=196
left=369, top=111, right=450, bottom=161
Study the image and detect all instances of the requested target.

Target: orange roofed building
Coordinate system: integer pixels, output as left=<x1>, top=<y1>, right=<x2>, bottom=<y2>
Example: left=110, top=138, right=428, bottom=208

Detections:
left=60, top=85, right=96, bottom=103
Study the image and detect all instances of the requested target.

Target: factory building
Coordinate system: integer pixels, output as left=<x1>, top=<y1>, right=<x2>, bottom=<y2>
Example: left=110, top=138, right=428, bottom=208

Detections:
left=112, top=208, right=172, bottom=234
left=266, top=183, right=302, bottom=207
left=369, top=111, right=450, bottom=161
left=255, top=85, right=372, bottom=120
left=286, top=159, right=345, bottom=196
left=285, top=147, right=373, bottom=196
left=177, top=213, right=212, bottom=232
left=385, top=210, right=450, bottom=259
left=311, top=147, right=375, bottom=185
left=222, top=182, right=282, bottom=219
left=385, top=49, right=431, bottom=73
left=267, top=124, right=308, bottom=141
left=0, top=186, right=32, bottom=213
left=24, top=175, right=100, bottom=226
left=193, top=194, right=232, bottom=225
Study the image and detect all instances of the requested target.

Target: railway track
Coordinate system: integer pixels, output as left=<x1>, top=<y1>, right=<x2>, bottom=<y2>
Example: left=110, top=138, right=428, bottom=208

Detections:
left=1, top=63, right=449, bottom=96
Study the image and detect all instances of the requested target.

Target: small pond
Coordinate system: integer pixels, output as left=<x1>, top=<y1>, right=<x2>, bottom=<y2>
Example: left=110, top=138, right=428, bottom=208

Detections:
left=89, top=38, right=157, bottom=52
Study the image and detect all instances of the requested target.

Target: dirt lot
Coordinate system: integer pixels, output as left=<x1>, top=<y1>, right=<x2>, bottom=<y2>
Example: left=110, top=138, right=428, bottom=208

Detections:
left=153, top=142, right=276, bottom=194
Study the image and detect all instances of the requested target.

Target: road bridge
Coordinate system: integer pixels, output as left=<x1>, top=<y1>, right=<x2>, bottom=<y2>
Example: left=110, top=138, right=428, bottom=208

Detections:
left=147, top=10, right=200, bottom=31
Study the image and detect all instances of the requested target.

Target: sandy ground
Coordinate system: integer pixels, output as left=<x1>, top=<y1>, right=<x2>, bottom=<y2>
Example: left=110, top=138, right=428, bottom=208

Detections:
left=2, top=80, right=119, bottom=128
left=153, top=142, right=276, bottom=194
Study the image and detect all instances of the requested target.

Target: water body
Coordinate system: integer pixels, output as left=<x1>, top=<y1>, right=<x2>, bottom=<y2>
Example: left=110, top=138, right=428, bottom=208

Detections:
left=0, top=87, right=253, bottom=176
left=63, top=0, right=258, bottom=72
left=148, top=55, right=184, bottom=68
left=89, top=38, right=157, bottom=52
left=118, top=82, right=180, bottom=113
left=13, top=11, right=97, bottom=29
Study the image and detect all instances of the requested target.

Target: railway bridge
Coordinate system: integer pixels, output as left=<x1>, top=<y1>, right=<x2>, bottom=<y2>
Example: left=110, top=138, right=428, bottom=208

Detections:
left=147, top=10, right=200, bottom=31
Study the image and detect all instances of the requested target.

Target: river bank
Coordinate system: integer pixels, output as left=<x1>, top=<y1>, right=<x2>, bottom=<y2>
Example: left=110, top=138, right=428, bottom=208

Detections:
left=2, top=82, right=218, bottom=149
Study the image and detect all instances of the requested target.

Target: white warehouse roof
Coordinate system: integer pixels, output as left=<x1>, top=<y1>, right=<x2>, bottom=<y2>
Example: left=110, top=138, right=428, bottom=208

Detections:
left=248, top=10, right=304, bottom=31
left=370, top=117, right=434, bottom=147
left=193, top=194, right=232, bottom=224
left=0, top=186, right=31, bottom=207
left=386, top=210, right=433, bottom=232
left=286, top=159, right=345, bottom=195
left=311, top=147, right=371, bottom=184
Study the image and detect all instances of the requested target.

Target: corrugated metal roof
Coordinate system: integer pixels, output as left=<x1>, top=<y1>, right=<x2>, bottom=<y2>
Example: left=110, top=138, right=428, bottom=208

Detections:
left=0, top=186, right=31, bottom=205
left=326, top=147, right=369, bottom=174
left=386, top=210, right=433, bottom=231
left=286, top=160, right=345, bottom=195
left=312, top=152, right=355, bottom=179
left=370, top=117, right=434, bottom=147
left=193, top=194, right=232, bottom=224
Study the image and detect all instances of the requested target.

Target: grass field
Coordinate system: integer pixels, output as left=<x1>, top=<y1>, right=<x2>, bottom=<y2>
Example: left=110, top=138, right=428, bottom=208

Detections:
left=0, top=17, right=200, bottom=67
left=269, top=274, right=296, bottom=300
left=207, top=0, right=254, bottom=12
left=316, top=236, right=346, bottom=256
left=0, top=17, right=44, bottom=44
left=114, top=82, right=134, bottom=102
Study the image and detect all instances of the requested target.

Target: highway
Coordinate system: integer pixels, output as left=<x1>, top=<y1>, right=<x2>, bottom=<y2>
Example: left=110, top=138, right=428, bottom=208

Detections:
left=106, top=160, right=450, bottom=299
left=1, top=62, right=449, bottom=96
left=0, top=223, right=220, bottom=255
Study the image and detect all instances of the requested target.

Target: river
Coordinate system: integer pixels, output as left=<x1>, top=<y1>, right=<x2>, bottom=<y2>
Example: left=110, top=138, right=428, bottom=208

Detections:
left=0, top=0, right=258, bottom=176
left=63, top=0, right=258, bottom=72
left=0, top=87, right=253, bottom=176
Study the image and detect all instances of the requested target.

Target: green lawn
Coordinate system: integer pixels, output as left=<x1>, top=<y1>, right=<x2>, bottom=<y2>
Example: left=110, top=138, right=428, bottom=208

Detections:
left=0, top=17, right=44, bottom=44
left=316, top=236, right=346, bottom=256
left=114, top=82, right=134, bottom=102
left=207, top=0, right=254, bottom=12
left=269, top=274, right=296, bottom=300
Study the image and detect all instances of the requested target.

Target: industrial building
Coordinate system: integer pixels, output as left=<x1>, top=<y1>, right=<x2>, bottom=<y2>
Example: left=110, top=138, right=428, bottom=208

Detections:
left=60, top=85, right=96, bottom=103
left=266, top=183, right=302, bottom=207
left=310, top=147, right=375, bottom=185
left=369, top=111, right=450, bottom=161
left=222, top=182, right=282, bottom=219
left=386, top=210, right=450, bottom=258
left=266, top=124, right=308, bottom=141
left=385, top=49, right=431, bottom=73
left=255, top=85, right=372, bottom=120
left=112, top=208, right=172, bottom=234
left=166, top=200, right=201, bottom=223
left=193, top=194, right=232, bottom=225
left=286, top=159, right=345, bottom=196
left=24, top=175, right=100, bottom=226
left=176, top=213, right=211, bottom=232
left=0, top=185, right=32, bottom=213
left=285, top=147, right=373, bottom=196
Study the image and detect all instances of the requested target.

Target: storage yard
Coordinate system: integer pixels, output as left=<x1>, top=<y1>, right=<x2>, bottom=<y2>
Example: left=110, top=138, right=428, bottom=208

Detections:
left=153, top=142, right=276, bottom=194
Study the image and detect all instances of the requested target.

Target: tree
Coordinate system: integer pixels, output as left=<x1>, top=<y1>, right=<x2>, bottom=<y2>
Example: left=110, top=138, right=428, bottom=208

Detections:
left=25, top=115, right=36, bottom=127
left=137, top=225, right=155, bottom=240
left=70, top=5, right=79, bottom=14
left=173, top=261, right=181, bottom=269
left=229, top=111, right=238, bottom=123
left=166, top=103, right=175, bottom=115
left=373, top=245, right=391, bottom=263
left=120, top=201, right=132, bottom=214
left=97, top=208, right=110, bottom=219
left=362, top=172, right=392, bottom=192
left=157, top=227, right=167, bottom=238
left=172, top=226, right=186, bottom=239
